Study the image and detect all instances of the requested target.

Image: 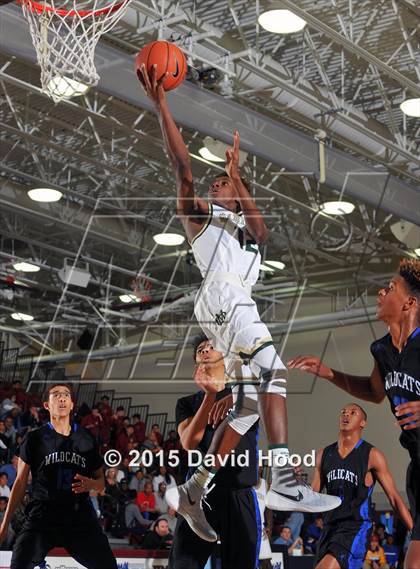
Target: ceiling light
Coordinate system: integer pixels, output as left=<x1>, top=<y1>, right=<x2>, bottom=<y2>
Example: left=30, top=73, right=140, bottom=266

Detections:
left=320, top=201, right=355, bottom=215
left=265, top=260, right=286, bottom=270
left=198, top=147, right=226, bottom=162
left=13, top=262, right=40, bottom=273
left=11, top=312, right=34, bottom=322
left=199, top=136, right=248, bottom=166
left=47, top=76, right=89, bottom=99
left=153, top=233, right=185, bottom=246
left=119, top=294, right=138, bottom=303
left=400, top=98, right=420, bottom=118
left=28, top=188, right=62, bottom=202
left=258, top=9, right=307, bottom=34
left=260, top=263, right=276, bottom=272
left=415, top=248, right=420, bottom=257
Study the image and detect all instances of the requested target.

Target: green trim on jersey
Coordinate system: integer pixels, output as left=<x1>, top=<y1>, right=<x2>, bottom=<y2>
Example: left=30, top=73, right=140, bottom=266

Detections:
left=191, top=202, right=213, bottom=245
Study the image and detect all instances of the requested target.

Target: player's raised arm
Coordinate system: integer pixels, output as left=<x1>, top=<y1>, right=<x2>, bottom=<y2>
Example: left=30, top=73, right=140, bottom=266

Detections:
left=288, top=356, right=386, bottom=404
left=0, top=458, right=30, bottom=543
left=138, top=64, right=206, bottom=226
left=225, top=130, right=268, bottom=245
left=369, top=448, right=413, bottom=530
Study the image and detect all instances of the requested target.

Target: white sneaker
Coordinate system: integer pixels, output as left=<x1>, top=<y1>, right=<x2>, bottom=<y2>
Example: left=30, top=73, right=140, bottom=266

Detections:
left=165, top=483, right=217, bottom=542
left=266, top=469, right=341, bottom=513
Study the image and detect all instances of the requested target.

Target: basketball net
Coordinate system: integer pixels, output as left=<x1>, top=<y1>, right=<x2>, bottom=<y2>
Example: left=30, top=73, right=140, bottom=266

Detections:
left=21, top=0, right=133, bottom=102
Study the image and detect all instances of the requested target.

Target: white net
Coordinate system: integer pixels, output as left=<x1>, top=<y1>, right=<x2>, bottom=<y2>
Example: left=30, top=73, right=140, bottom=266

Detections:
left=21, top=0, right=132, bottom=102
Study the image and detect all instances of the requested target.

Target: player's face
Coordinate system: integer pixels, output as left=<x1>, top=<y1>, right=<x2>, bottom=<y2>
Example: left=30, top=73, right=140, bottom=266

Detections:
left=377, top=275, right=413, bottom=322
left=339, top=405, right=366, bottom=432
left=208, top=176, right=238, bottom=209
left=44, top=386, right=74, bottom=418
left=195, top=340, right=224, bottom=366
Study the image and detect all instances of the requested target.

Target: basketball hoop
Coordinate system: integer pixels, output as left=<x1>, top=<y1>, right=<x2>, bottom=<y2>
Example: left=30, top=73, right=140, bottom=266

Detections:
left=20, top=0, right=133, bottom=102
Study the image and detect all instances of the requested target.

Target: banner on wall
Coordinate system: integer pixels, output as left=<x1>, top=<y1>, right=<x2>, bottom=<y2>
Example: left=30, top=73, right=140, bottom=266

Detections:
left=0, top=552, right=168, bottom=569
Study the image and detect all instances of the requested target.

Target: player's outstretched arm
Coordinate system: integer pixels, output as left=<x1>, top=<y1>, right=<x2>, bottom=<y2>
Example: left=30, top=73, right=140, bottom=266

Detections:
left=287, top=356, right=386, bottom=404
left=370, top=447, right=413, bottom=530
left=138, top=64, right=205, bottom=225
left=0, top=458, right=30, bottom=543
left=225, top=130, right=268, bottom=244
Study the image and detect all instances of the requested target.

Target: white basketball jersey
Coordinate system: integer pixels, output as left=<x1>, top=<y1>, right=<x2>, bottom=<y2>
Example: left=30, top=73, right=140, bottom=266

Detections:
left=191, top=203, right=261, bottom=285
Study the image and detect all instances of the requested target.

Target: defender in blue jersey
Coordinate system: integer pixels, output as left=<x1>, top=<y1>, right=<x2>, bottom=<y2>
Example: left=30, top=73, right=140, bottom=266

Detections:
left=0, top=383, right=117, bottom=569
left=289, top=258, right=420, bottom=569
left=169, top=334, right=262, bottom=569
left=312, top=403, right=411, bottom=569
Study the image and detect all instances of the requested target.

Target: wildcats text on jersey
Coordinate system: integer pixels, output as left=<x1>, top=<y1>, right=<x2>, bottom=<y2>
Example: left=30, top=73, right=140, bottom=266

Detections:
left=326, top=468, right=359, bottom=485
left=384, top=371, right=420, bottom=397
left=44, top=451, right=86, bottom=468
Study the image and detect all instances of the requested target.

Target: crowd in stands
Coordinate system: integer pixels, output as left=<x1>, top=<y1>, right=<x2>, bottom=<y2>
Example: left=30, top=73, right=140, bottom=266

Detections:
left=0, top=379, right=411, bottom=565
left=270, top=511, right=406, bottom=568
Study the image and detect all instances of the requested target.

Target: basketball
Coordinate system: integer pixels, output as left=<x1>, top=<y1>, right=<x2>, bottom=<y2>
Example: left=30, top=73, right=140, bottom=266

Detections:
left=135, top=40, right=187, bottom=91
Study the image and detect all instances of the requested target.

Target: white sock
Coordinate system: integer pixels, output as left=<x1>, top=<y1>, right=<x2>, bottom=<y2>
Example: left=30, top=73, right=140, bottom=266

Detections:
left=270, top=447, right=290, bottom=469
left=191, top=465, right=217, bottom=489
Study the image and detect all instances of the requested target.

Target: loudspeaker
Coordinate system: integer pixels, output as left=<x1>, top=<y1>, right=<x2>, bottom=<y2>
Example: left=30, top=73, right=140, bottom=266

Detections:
left=77, top=328, right=95, bottom=350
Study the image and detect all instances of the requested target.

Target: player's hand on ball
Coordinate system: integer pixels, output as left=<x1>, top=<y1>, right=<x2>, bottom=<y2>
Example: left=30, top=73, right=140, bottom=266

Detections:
left=287, top=355, right=333, bottom=380
left=137, top=63, right=168, bottom=107
left=395, top=401, right=420, bottom=430
left=72, top=473, right=93, bottom=494
left=225, top=130, right=241, bottom=180
left=208, top=394, right=233, bottom=428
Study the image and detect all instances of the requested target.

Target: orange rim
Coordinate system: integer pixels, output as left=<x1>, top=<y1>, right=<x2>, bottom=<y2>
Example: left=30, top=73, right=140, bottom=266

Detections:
left=20, top=0, right=125, bottom=17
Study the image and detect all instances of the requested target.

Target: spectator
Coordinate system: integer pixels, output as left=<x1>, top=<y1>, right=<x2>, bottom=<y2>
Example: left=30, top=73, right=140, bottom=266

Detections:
left=11, top=379, right=27, bottom=408
left=81, top=406, right=104, bottom=441
left=21, top=405, right=43, bottom=430
left=116, top=424, right=137, bottom=455
left=155, top=482, right=168, bottom=515
left=89, top=489, right=101, bottom=518
left=273, top=526, right=303, bottom=555
left=363, top=534, right=390, bottom=569
left=153, top=507, right=177, bottom=534
left=119, top=478, right=131, bottom=502
left=284, top=511, right=304, bottom=542
left=163, top=430, right=181, bottom=453
left=136, top=481, right=158, bottom=520
left=132, top=414, right=146, bottom=445
left=99, top=395, right=113, bottom=425
left=380, top=512, right=394, bottom=536
left=129, top=470, right=146, bottom=493
left=105, top=468, right=122, bottom=500
left=0, top=421, right=9, bottom=463
left=151, top=423, right=163, bottom=446
left=0, top=473, right=10, bottom=498
left=153, top=466, right=176, bottom=492
left=125, top=489, right=152, bottom=538
left=376, top=523, right=386, bottom=545
left=383, top=534, right=399, bottom=569
left=0, top=396, right=18, bottom=420
left=142, top=519, right=173, bottom=550
left=1, top=455, right=18, bottom=487
left=4, top=416, right=17, bottom=445
left=305, top=515, right=324, bottom=554
left=144, top=431, right=162, bottom=453
left=0, top=496, right=12, bottom=549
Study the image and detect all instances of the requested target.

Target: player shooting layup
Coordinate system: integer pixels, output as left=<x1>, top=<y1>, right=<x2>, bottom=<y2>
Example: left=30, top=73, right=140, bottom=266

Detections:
left=139, top=65, right=340, bottom=542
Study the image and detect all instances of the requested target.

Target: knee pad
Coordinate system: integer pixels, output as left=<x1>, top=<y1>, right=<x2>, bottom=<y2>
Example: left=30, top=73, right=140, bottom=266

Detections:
left=249, top=344, right=288, bottom=397
left=226, top=383, right=260, bottom=436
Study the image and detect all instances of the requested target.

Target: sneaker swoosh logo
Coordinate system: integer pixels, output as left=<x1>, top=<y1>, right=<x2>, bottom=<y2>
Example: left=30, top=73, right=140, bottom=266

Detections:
left=172, top=58, right=180, bottom=78
left=186, top=488, right=196, bottom=506
left=272, top=489, right=304, bottom=502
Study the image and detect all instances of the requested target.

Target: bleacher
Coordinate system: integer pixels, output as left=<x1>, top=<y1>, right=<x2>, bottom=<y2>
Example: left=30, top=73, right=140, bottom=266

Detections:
left=0, top=347, right=175, bottom=434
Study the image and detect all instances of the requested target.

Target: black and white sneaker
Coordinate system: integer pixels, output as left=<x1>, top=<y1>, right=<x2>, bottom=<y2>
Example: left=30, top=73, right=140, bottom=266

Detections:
left=266, top=468, right=341, bottom=513
left=165, top=481, right=217, bottom=542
